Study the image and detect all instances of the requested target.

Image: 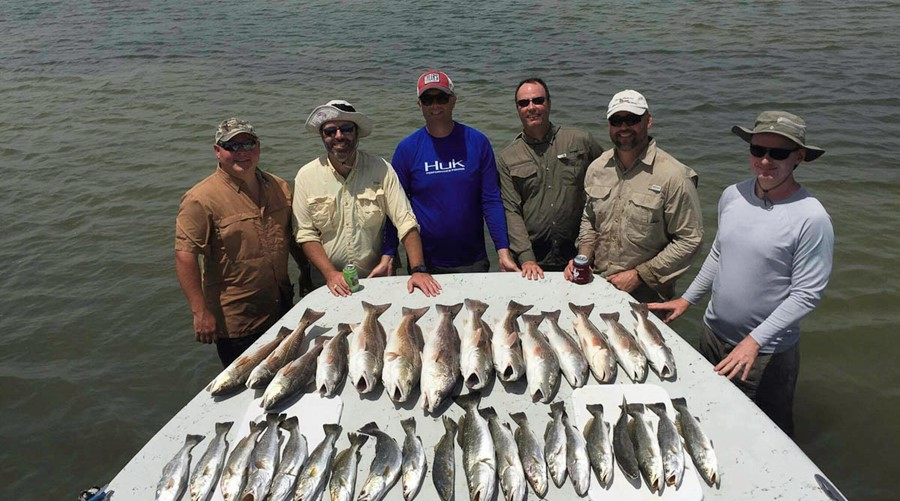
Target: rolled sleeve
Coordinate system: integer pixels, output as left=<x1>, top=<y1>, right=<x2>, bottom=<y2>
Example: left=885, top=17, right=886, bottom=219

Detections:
left=383, top=163, right=419, bottom=241
left=291, top=176, right=322, bottom=245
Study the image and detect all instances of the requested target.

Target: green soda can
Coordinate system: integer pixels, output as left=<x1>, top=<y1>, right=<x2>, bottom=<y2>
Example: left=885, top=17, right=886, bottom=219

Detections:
left=343, top=264, right=361, bottom=292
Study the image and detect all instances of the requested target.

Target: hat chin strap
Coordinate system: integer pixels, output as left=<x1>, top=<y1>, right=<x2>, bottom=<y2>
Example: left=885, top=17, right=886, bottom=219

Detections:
left=755, top=175, right=795, bottom=210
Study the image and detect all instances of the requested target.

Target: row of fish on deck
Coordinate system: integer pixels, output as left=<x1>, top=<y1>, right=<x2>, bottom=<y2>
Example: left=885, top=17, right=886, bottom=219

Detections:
left=156, top=393, right=719, bottom=501
left=206, top=299, right=677, bottom=410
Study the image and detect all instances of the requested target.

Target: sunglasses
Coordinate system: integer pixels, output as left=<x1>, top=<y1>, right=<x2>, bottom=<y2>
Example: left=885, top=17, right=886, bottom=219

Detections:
left=516, top=96, right=547, bottom=108
left=420, top=93, right=451, bottom=106
left=608, top=113, right=645, bottom=127
left=749, top=144, right=798, bottom=160
left=321, top=124, right=356, bottom=137
left=219, top=139, right=258, bottom=152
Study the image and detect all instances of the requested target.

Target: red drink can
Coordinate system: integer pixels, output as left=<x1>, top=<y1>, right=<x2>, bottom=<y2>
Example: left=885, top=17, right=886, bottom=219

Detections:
left=573, top=254, right=591, bottom=284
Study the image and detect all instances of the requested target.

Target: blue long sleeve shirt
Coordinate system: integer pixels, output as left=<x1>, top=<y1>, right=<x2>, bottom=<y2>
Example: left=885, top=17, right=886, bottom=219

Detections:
left=384, top=122, right=510, bottom=268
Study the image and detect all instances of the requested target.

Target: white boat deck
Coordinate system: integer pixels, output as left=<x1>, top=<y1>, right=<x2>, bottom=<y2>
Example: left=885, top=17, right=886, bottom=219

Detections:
left=109, top=273, right=840, bottom=501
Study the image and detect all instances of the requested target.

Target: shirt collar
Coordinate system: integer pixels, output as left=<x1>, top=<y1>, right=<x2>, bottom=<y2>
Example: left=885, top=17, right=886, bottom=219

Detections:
left=518, top=123, right=559, bottom=146
left=612, top=137, right=658, bottom=172
left=215, top=165, right=267, bottom=193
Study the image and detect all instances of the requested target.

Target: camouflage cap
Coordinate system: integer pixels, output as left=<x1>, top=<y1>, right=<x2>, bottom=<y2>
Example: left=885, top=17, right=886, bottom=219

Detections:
left=732, top=111, right=825, bottom=161
left=215, top=118, right=258, bottom=144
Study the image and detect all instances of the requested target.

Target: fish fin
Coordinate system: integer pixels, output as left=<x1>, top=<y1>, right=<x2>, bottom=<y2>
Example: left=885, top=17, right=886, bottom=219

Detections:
left=249, top=420, right=266, bottom=434
left=542, top=310, right=561, bottom=323
left=628, top=301, right=649, bottom=319
left=401, top=417, right=416, bottom=433
left=549, top=401, right=565, bottom=418
left=620, top=395, right=629, bottom=411
left=436, top=302, right=464, bottom=319
left=568, top=302, right=595, bottom=317
left=456, top=415, right=467, bottom=447
left=464, top=298, right=489, bottom=316
left=646, top=402, right=667, bottom=416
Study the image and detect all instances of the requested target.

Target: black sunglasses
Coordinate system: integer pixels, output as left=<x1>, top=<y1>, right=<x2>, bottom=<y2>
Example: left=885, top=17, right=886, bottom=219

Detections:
left=321, top=124, right=356, bottom=137
left=420, top=93, right=451, bottom=106
left=516, top=96, right=547, bottom=108
left=749, top=144, right=798, bottom=160
left=219, top=139, right=258, bottom=152
left=608, top=113, right=645, bottom=127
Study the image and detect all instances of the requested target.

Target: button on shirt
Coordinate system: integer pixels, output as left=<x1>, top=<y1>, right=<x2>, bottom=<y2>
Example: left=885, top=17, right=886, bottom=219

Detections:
left=292, top=150, right=419, bottom=277
left=576, top=139, right=703, bottom=299
left=175, top=167, right=295, bottom=339
left=497, top=124, right=603, bottom=268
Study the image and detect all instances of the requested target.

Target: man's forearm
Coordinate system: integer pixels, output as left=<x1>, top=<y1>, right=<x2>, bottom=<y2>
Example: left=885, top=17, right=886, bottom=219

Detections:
left=301, top=241, right=340, bottom=276
left=400, top=229, right=427, bottom=268
left=175, top=250, right=206, bottom=312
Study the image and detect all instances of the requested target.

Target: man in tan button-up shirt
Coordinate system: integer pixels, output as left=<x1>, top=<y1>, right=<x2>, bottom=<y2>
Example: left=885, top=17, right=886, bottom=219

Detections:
left=293, top=100, right=441, bottom=297
left=566, top=90, right=703, bottom=302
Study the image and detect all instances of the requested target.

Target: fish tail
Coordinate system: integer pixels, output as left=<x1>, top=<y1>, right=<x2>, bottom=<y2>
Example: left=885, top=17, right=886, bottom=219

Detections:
left=348, top=432, right=369, bottom=449
left=585, top=403, right=604, bottom=417
left=479, top=406, right=498, bottom=420
left=215, top=421, right=235, bottom=435
left=249, top=419, right=267, bottom=434
left=362, top=301, right=392, bottom=317
left=464, top=298, right=489, bottom=316
left=598, top=311, right=621, bottom=322
left=541, top=310, right=561, bottom=324
left=436, top=302, right=464, bottom=319
left=402, top=306, right=430, bottom=321
left=280, top=416, right=299, bottom=431
left=549, top=400, right=566, bottom=418
left=185, top=434, right=204, bottom=448
left=670, top=397, right=688, bottom=411
left=454, top=392, right=481, bottom=410
left=646, top=402, right=667, bottom=416
left=509, top=412, right=528, bottom=426
left=401, top=417, right=416, bottom=434
left=568, top=302, right=594, bottom=317
left=323, top=423, right=343, bottom=438
left=358, top=421, right=381, bottom=436
left=629, top=301, right=649, bottom=319
left=520, top=313, right=544, bottom=328
left=507, top=300, right=533, bottom=318
left=299, top=308, right=326, bottom=327
left=442, top=415, right=458, bottom=434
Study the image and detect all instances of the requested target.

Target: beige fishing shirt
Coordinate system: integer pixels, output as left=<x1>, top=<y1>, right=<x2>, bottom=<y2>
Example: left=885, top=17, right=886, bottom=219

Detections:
left=175, top=167, right=296, bottom=338
left=292, top=150, right=419, bottom=276
left=497, top=124, right=604, bottom=269
left=576, top=139, right=703, bottom=299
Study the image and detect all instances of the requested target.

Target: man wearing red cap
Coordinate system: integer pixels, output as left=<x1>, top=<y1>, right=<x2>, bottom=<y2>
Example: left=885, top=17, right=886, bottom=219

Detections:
left=383, top=70, right=519, bottom=274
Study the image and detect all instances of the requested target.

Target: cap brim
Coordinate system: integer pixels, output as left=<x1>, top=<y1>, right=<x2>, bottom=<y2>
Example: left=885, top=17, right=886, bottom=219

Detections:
left=731, top=125, right=825, bottom=161
left=606, top=105, right=647, bottom=119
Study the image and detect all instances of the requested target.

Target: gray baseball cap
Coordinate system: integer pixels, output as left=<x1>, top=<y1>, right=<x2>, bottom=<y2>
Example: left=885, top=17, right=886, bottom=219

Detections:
left=732, top=111, right=824, bottom=161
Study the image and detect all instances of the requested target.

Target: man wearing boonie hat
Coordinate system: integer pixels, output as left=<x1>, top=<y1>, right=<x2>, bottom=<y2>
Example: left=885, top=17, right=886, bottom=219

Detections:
left=648, top=111, right=834, bottom=437
left=293, top=99, right=441, bottom=298
left=175, top=117, right=307, bottom=366
left=566, top=90, right=703, bottom=303
left=496, top=77, right=605, bottom=280
left=382, top=70, right=519, bottom=274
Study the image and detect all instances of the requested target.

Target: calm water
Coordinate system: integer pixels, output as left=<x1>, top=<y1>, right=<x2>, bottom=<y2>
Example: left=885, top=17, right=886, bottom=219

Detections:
left=1, top=1, right=898, bottom=499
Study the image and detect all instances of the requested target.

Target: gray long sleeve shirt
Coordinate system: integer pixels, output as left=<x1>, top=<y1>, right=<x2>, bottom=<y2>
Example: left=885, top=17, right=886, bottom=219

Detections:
left=682, top=179, right=834, bottom=353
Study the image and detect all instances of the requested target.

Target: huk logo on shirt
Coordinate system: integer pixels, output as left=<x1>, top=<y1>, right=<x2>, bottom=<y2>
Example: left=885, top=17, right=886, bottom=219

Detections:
left=424, top=159, right=466, bottom=174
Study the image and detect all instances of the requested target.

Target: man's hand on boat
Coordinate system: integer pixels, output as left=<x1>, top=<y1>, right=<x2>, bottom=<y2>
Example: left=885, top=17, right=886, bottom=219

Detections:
left=520, top=260, right=545, bottom=280
left=646, top=298, right=691, bottom=324
left=407, top=271, right=441, bottom=297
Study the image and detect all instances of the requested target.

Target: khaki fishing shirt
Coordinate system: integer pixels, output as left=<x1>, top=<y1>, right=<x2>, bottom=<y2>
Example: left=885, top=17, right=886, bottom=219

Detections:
left=576, top=139, right=703, bottom=299
left=175, top=166, right=296, bottom=339
left=292, top=150, right=419, bottom=277
left=497, top=124, right=604, bottom=269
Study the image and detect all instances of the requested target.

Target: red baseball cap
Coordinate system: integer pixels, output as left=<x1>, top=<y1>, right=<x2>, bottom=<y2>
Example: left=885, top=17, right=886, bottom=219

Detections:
left=417, top=70, right=455, bottom=97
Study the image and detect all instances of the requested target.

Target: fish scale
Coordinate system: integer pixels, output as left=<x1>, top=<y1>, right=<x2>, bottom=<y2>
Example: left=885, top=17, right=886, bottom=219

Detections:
left=383, top=306, right=428, bottom=403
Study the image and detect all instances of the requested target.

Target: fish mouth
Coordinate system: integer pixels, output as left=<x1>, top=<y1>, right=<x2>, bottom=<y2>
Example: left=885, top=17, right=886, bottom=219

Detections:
left=392, top=386, right=405, bottom=402
left=355, top=376, right=369, bottom=393
left=465, top=373, right=481, bottom=388
left=502, top=366, right=515, bottom=380
left=532, top=389, right=544, bottom=402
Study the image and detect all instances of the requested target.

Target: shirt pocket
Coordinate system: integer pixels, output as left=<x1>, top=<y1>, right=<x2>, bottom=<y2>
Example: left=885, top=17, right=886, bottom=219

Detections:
left=585, top=185, right=613, bottom=226
left=625, top=192, right=664, bottom=239
left=509, top=160, right=539, bottom=199
left=307, top=195, right=336, bottom=234
left=356, top=188, right=385, bottom=229
left=558, top=148, right=587, bottom=185
left=215, top=211, right=261, bottom=262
